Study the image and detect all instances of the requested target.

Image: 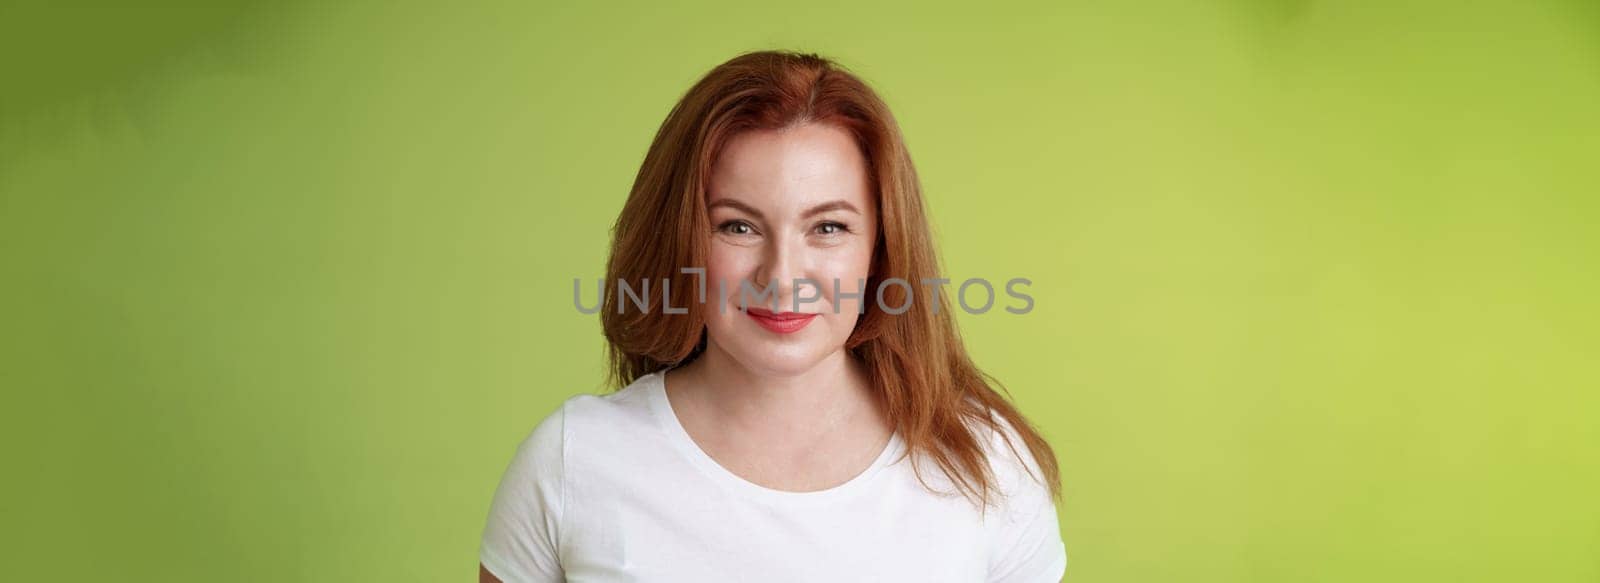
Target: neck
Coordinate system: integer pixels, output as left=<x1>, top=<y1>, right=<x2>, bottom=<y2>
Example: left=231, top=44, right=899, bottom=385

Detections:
left=673, top=341, right=877, bottom=441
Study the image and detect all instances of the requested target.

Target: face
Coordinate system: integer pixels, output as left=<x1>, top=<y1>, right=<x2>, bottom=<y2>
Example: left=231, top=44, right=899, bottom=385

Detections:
left=701, top=122, right=878, bottom=377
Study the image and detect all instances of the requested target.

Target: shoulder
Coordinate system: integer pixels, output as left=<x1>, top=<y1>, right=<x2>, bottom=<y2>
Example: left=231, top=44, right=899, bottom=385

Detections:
left=555, top=372, right=661, bottom=445
left=507, top=372, right=663, bottom=469
left=965, top=402, right=1069, bottom=581
left=480, top=374, right=665, bottom=566
left=497, top=372, right=658, bottom=460
left=965, top=401, right=1051, bottom=502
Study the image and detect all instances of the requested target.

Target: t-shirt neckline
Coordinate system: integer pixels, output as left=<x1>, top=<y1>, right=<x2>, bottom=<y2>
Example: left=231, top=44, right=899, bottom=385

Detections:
left=643, top=370, right=904, bottom=505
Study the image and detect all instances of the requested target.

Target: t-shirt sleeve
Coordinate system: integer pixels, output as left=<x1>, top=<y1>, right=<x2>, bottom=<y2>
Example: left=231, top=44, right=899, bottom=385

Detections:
left=479, top=401, right=567, bottom=583
left=985, top=414, right=1068, bottom=583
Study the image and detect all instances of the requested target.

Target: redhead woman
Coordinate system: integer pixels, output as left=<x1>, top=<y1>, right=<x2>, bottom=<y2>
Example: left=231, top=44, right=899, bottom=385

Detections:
left=478, top=50, right=1066, bottom=582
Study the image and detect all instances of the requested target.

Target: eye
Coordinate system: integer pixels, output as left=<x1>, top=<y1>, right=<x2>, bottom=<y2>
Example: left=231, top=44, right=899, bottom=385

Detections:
left=814, top=221, right=849, bottom=236
left=716, top=220, right=758, bottom=236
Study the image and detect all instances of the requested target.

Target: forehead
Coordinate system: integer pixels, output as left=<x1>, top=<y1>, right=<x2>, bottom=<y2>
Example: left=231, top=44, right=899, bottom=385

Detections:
left=707, top=123, right=873, bottom=212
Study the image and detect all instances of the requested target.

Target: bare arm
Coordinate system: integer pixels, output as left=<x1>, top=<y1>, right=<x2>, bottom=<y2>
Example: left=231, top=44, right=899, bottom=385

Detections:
left=478, top=563, right=502, bottom=583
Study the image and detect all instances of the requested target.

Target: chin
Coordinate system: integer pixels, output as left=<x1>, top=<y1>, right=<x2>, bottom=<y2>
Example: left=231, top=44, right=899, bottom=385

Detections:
left=747, top=344, right=831, bottom=376
left=721, top=335, right=836, bottom=378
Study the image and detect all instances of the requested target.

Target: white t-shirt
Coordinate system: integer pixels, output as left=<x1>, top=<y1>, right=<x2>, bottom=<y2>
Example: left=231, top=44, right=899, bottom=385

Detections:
left=479, top=371, right=1067, bottom=582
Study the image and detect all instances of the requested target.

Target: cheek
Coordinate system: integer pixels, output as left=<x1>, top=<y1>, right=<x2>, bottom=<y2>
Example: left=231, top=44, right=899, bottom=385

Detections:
left=704, top=246, right=755, bottom=304
left=815, top=243, right=875, bottom=313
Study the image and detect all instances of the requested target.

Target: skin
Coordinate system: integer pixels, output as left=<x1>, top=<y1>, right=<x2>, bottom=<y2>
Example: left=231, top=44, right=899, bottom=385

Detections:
left=668, top=121, right=892, bottom=493
left=478, top=122, right=890, bottom=582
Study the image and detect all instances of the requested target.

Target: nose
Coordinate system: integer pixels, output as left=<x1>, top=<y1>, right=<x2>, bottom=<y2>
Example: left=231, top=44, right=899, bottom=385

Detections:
left=750, top=235, right=818, bottom=311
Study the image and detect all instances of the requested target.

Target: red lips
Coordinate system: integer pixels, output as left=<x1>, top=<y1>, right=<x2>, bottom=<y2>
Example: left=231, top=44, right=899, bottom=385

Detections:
left=745, top=307, right=818, bottom=334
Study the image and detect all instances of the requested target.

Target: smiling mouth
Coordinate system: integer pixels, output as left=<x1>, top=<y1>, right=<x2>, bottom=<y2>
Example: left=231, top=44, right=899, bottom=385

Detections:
left=745, top=307, right=818, bottom=334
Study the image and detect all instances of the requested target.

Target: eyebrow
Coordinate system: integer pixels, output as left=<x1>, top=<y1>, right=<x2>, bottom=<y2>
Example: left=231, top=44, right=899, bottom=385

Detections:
left=707, top=199, right=861, bottom=220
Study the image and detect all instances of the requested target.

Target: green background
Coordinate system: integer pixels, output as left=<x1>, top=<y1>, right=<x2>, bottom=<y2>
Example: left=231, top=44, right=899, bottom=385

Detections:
left=2, top=1, right=1596, bottom=581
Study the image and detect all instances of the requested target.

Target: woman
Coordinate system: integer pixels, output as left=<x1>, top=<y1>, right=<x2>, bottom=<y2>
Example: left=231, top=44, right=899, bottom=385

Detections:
left=479, top=50, right=1066, bottom=582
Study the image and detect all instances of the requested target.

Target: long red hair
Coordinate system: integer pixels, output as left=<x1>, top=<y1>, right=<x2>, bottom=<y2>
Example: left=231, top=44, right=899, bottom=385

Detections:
left=600, top=49, right=1060, bottom=508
